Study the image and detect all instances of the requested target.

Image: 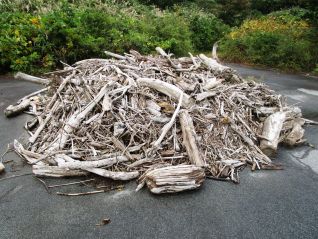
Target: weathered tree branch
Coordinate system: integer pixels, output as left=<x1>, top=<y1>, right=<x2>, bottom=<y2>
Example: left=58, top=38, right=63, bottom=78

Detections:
left=14, top=72, right=50, bottom=85
left=179, top=110, right=205, bottom=167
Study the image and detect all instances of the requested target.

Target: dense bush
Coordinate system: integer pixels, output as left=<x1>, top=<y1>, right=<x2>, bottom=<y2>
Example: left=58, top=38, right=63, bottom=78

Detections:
left=219, top=10, right=318, bottom=72
left=1, top=1, right=317, bottom=74
left=174, top=6, right=230, bottom=51
left=0, top=3, right=195, bottom=73
left=0, top=13, right=52, bottom=73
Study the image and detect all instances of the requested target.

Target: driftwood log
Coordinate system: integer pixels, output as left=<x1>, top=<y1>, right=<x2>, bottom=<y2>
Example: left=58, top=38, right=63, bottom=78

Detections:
left=137, top=78, right=193, bottom=107
left=179, top=110, right=205, bottom=167
left=14, top=72, right=50, bottom=84
left=141, top=165, right=205, bottom=194
left=33, top=165, right=88, bottom=177
left=4, top=98, right=32, bottom=117
left=260, top=112, right=286, bottom=156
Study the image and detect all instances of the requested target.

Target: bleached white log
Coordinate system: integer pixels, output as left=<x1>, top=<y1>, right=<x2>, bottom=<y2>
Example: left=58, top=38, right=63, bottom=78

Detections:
left=14, top=72, right=50, bottom=84
left=260, top=112, right=286, bottom=156
left=58, top=155, right=128, bottom=169
left=84, top=168, right=139, bottom=180
left=104, top=50, right=126, bottom=60
left=303, top=118, right=318, bottom=125
left=155, top=47, right=168, bottom=57
left=137, top=78, right=193, bottom=107
left=33, top=165, right=88, bottom=177
left=212, top=41, right=219, bottom=60
left=141, top=165, right=205, bottom=194
left=179, top=110, right=205, bottom=167
left=196, top=91, right=217, bottom=101
left=203, top=78, right=223, bottom=90
left=155, top=47, right=181, bottom=69
left=4, top=98, right=31, bottom=117
left=4, top=87, right=46, bottom=117
left=57, top=154, right=76, bottom=162
left=199, top=54, right=229, bottom=72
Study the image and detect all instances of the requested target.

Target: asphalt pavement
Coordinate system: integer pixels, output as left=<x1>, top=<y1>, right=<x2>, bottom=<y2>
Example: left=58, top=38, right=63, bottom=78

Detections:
left=0, top=67, right=317, bottom=239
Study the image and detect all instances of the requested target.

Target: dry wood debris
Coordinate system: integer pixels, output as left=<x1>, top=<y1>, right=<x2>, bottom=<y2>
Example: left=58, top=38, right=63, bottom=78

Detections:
left=3, top=47, right=311, bottom=194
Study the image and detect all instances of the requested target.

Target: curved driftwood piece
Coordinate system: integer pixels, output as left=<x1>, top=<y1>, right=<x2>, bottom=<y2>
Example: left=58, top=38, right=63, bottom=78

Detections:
left=141, top=165, right=205, bottom=194
left=4, top=87, right=47, bottom=117
left=137, top=78, right=193, bottom=107
left=84, top=168, right=139, bottom=180
left=33, top=165, right=88, bottom=177
left=155, top=47, right=168, bottom=57
left=104, top=50, right=126, bottom=60
left=179, top=110, right=205, bottom=167
left=199, top=54, right=229, bottom=72
left=260, top=112, right=286, bottom=156
left=4, top=98, right=31, bottom=117
left=14, top=72, right=50, bottom=85
left=58, top=155, right=128, bottom=169
left=13, top=140, right=46, bottom=165
left=155, top=47, right=181, bottom=69
left=212, top=42, right=219, bottom=60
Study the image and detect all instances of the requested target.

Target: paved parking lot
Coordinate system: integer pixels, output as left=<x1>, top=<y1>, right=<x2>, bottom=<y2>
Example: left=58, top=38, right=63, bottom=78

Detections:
left=1, top=67, right=317, bottom=239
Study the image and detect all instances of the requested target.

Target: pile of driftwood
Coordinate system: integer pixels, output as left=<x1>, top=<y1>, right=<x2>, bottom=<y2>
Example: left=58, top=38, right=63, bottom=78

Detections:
left=3, top=47, right=310, bottom=194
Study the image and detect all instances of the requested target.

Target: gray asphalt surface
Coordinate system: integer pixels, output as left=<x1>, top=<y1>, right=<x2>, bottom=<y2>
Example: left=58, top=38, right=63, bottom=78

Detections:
left=1, top=67, right=318, bottom=239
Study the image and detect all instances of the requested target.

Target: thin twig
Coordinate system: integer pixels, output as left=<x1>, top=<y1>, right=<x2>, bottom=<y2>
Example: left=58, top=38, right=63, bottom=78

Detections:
left=48, top=179, right=95, bottom=188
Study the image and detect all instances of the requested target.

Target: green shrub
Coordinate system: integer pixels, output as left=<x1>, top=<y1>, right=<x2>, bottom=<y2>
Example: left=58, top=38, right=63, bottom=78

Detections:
left=0, top=13, right=53, bottom=73
left=219, top=10, right=318, bottom=72
left=0, top=3, right=194, bottom=73
left=152, top=12, right=193, bottom=55
left=189, top=14, right=229, bottom=51
left=174, top=6, right=230, bottom=52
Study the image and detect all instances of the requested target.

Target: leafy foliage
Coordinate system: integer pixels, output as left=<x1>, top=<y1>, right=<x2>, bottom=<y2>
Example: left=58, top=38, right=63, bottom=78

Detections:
left=174, top=6, right=230, bottom=51
left=0, top=0, right=317, bottom=73
left=219, top=11, right=318, bottom=72
left=0, top=3, right=195, bottom=73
